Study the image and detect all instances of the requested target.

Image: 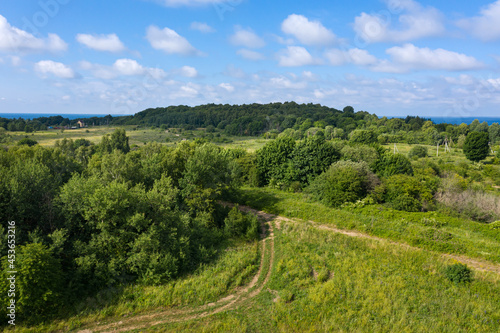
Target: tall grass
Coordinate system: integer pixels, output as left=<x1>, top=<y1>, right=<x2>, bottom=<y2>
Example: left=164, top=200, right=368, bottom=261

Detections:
left=148, top=222, right=500, bottom=332
left=239, top=187, right=500, bottom=263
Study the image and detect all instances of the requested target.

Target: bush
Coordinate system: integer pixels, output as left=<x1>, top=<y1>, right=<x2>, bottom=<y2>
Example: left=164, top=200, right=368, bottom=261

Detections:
left=340, top=144, right=379, bottom=168
left=444, top=263, right=473, bottom=284
left=384, top=174, right=433, bottom=212
left=375, top=153, right=413, bottom=177
left=307, top=161, right=379, bottom=207
left=224, top=206, right=260, bottom=241
left=408, top=145, right=428, bottom=159
left=349, top=129, right=378, bottom=144
left=463, top=132, right=489, bottom=162
left=0, top=243, right=63, bottom=324
left=17, top=137, right=38, bottom=147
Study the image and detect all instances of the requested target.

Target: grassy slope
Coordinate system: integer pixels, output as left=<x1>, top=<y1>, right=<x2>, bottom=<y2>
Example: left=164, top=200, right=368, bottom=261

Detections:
left=238, top=187, right=500, bottom=264
left=144, top=220, right=500, bottom=332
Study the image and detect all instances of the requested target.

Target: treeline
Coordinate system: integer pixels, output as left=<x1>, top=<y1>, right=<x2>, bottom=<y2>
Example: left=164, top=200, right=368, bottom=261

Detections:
left=0, top=115, right=113, bottom=132
left=0, top=130, right=258, bottom=324
left=253, top=136, right=500, bottom=220
left=107, top=102, right=500, bottom=145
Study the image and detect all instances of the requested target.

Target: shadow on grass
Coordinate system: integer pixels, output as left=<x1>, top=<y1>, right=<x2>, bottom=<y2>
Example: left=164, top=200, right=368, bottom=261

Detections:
left=237, top=187, right=281, bottom=212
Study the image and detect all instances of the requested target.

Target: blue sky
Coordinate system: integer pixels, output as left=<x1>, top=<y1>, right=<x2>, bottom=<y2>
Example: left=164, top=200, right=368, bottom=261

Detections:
left=0, top=0, right=500, bottom=117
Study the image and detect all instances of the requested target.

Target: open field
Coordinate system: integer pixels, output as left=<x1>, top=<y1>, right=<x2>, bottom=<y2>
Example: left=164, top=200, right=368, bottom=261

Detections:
left=7, top=205, right=500, bottom=332
left=3, top=127, right=270, bottom=151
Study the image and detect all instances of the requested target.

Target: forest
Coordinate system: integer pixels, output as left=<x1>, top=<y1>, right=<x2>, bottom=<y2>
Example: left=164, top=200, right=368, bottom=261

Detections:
left=1, top=105, right=500, bottom=331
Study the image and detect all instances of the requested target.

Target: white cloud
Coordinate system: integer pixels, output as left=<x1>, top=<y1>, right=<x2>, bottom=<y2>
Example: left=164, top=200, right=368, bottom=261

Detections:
left=0, top=15, right=67, bottom=53
left=457, top=0, right=500, bottom=41
left=76, top=33, right=126, bottom=52
left=34, top=60, right=75, bottom=79
left=236, top=49, right=265, bottom=61
left=113, top=59, right=144, bottom=75
left=268, top=76, right=307, bottom=90
left=79, top=59, right=166, bottom=79
left=219, top=83, right=235, bottom=92
left=281, top=14, right=336, bottom=46
left=229, top=26, right=265, bottom=49
left=190, top=22, right=215, bottom=33
left=179, top=65, right=198, bottom=77
left=354, top=0, right=444, bottom=43
left=385, top=44, right=484, bottom=71
left=278, top=46, right=321, bottom=67
left=146, top=25, right=201, bottom=56
left=325, top=48, right=378, bottom=66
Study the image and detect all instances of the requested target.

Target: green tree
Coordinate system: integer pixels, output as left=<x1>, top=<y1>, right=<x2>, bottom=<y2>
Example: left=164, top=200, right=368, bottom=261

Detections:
left=290, top=136, right=340, bottom=185
left=0, top=243, right=63, bottom=323
left=375, top=153, right=413, bottom=177
left=463, top=132, right=490, bottom=162
left=17, top=137, right=38, bottom=147
left=349, top=129, right=378, bottom=144
left=256, top=137, right=296, bottom=186
left=408, top=145, right=428, bottom=159
left=489, top=122, right=500, bottom=144
left=307, top=161, right=379, bottom=207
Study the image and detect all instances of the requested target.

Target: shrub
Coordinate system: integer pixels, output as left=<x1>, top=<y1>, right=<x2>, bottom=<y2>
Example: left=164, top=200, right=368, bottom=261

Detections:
left=17, top=137, right=38, bottom=147
left=463, top=132, right=489, bottom=162
left=375, top=153, right=413, bottom=177
left=317, top=268, right=330, bottom=282
left=224, top=206, right=260, bottom=241
left=340, top=144, right=379, bottom=168
left=408, top=145, right=428, bottom=159
left=349, top=129, right=378, bottom=144
left=444, top=263, right=473, bottom=284
left=290, top=136, right=340, bottom=185
left=307, top=161, right=379, bottom=207
left=384, top=174, right=433, bottom=212
left=256, top=137, right=296, bottom=186
left=0, top=243, right=63, bottom=324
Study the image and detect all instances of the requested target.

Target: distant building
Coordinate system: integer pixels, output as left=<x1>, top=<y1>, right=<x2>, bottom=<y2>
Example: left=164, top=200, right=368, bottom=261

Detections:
left=77, top=120, right=86, bottom=128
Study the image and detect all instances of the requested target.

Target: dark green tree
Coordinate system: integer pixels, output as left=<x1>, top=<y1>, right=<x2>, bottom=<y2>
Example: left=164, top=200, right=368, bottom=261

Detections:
left=0, top=243, right=63, bottom=323
left=17, top=138, right=38, bottom=147
left=256, top=137, right=296, bottom=186
left=463, top=132, right=490, bottom=162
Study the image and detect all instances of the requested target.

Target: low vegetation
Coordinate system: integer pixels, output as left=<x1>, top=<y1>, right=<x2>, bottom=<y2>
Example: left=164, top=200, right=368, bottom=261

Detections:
left=1, top=104, right=499, bottom=331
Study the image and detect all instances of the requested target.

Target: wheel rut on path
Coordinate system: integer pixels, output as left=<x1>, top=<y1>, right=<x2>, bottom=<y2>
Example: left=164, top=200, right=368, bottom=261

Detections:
left=79, top=204, right=500, bottom=332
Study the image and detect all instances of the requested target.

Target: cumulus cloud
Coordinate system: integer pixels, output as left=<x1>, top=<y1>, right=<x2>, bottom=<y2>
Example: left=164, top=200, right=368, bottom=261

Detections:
left=76, top=33, right=126, bottom=52
left=0, top=15, right=67, bottom=53
left=457, top=0, right=500, bottom=41
left=79, top=59, right=166, bottom=79
left=353, top=0, right=444, bottom=43
left=34, top=60, right=75, bottom=78
left=278, top=46, right=321, bottom=67
left=146, top=25, right=201, bottom=56
left=190, top=22, right=215, bottom=33
left=325, top=48, right=378, bottom=66
left=236, top=49, right=265, bottom=61
left=229, top=26, right=265, bottom=49
left=219, top=83, right=235, bottom=92
left=179, top=65, right=198, bottom=77
left=384, top=44, right=484, bottom=71
left=113, top=59, right=145, bottom=75
left=281, top=14, right=336, bottom=46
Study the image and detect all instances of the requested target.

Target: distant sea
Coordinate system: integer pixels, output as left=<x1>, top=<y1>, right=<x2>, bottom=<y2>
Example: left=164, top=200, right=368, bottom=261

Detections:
left=429, top=117, right=500, bottom=125
left=0, top=113, right=109, bottom=120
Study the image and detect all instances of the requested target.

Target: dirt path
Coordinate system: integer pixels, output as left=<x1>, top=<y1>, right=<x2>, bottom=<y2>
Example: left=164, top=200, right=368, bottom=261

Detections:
left=79, top=204, right=500, bottom=332
left=238, top=205, right=500, bottom=276
left=79, top=207, right=275, bottom=333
